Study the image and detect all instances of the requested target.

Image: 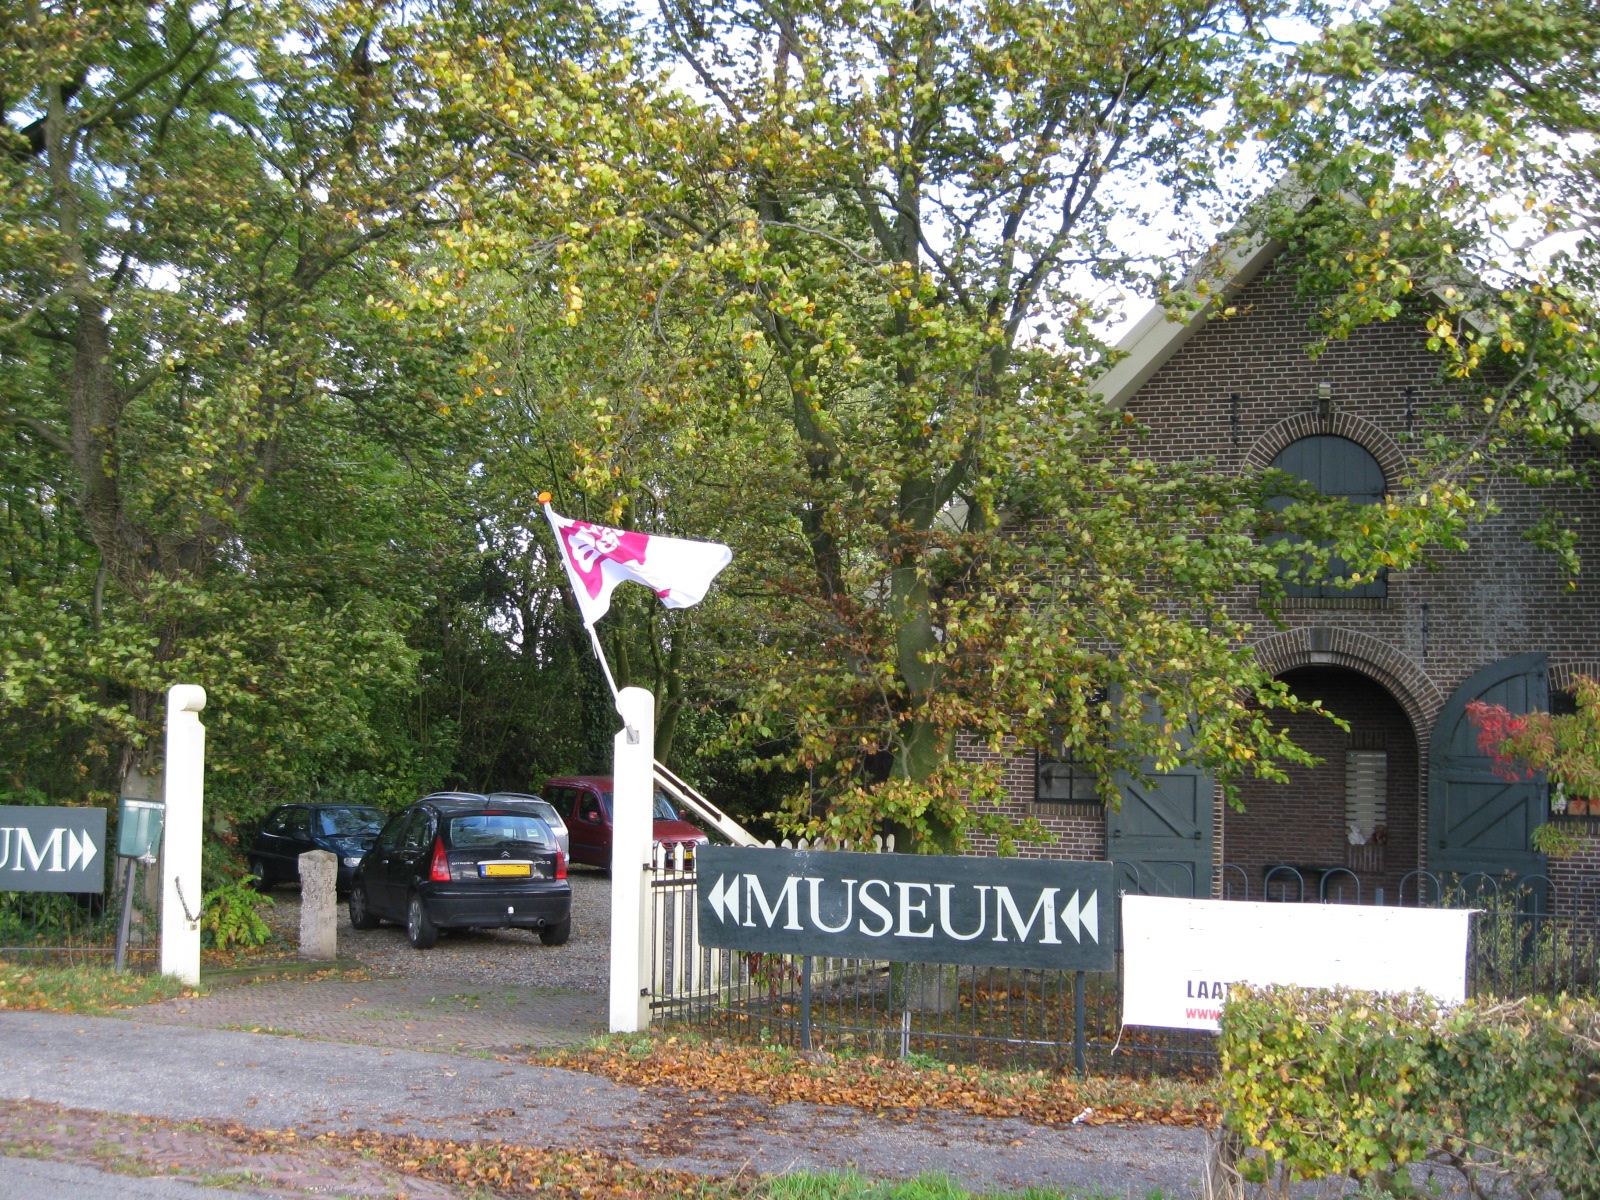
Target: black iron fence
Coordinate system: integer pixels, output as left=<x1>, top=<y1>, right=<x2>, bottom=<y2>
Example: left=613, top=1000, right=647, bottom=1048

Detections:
left=0, top=858, right=159, bottom=970
left=646, top=857, right=1600, bottom=1075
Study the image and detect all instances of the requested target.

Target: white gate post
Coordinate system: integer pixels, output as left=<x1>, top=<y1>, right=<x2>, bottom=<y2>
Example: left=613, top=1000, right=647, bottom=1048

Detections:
left=609, top=686, right=655, bottom=1033
left=160, top=684, right=207, bottom=985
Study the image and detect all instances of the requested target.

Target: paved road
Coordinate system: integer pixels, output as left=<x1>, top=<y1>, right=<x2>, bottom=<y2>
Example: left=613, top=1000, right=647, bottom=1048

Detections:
left=0, top=873, right=1227, bottom=1199
left=0, top=1156, right=285, bottom=1200
left=0, top=1010, right=1214, bottom=1198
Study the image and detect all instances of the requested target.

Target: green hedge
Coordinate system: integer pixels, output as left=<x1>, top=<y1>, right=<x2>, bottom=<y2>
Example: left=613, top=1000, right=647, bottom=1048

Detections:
left=1218, top=985, right=1600, bottom=1198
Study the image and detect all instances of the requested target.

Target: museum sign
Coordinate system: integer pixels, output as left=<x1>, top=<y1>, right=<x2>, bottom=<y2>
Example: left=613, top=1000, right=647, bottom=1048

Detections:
left=0, top=806, right=107, bottom=893
left=695, top=845, right=1116, bottom=971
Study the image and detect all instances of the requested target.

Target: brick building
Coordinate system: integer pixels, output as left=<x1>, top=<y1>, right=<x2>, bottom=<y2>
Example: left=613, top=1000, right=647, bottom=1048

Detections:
left=975, top=233, right=1600, bottom=916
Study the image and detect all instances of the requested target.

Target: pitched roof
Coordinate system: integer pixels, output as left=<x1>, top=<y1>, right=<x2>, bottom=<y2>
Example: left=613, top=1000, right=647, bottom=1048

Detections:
left=1091, top=206, right=1600, bottom=449
left=1091, top=230, right=1283, bottom=410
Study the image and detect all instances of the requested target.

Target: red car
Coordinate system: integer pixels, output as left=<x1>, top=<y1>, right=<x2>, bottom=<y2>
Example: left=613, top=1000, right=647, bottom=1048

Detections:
left=540, top=775, right=708, bottom=868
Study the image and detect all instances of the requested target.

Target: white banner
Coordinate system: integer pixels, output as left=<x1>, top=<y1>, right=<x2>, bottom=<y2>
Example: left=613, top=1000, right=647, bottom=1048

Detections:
left=1121, top=895, right=1473, bottom=1032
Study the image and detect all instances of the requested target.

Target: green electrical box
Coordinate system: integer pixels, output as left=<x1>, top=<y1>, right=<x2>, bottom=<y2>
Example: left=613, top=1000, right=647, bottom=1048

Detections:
left=116, top=797, right=164, bottom=860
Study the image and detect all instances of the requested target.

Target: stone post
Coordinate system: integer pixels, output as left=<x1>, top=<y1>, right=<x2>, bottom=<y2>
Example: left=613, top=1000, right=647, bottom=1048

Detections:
left=159, top=684, right=206, bottom=985
left=298, top=849, right=338, bottom=961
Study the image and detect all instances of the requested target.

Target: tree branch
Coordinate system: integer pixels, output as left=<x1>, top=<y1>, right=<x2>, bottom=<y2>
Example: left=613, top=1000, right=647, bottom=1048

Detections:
left=0, top=409, right=72, bottom=456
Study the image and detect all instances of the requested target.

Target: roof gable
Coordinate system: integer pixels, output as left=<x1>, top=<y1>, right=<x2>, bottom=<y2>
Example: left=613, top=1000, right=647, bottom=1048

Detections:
left=1092, top=232, right=1283, bottom=410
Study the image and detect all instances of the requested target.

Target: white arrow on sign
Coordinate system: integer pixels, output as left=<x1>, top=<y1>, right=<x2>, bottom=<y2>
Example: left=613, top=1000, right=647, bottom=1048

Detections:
left=67, top=828, right=98, bottom=873
left=707, top=873, right=739, bottom=923
left=1058, top=889, right=1099, bottom=943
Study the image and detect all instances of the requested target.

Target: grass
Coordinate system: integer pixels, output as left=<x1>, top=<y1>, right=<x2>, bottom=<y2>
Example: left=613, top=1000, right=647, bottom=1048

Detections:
left=758, top=1172, right=1173, bottom=1200
left=0, top=962, right=203, bottom=1014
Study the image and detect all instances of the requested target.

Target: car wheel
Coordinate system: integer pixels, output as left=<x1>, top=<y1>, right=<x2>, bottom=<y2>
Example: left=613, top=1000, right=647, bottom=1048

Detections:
left=538, top=918, right=571, bottom=947
left=406, top=892, right=438, bottom=949
left=248, top=857, right=272, bottom=892
left=348, top=882, right=379, bottom=930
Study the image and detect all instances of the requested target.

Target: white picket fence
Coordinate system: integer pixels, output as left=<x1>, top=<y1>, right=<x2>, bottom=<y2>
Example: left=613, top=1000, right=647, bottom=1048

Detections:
left=644, top=834, right=895, bottom=1011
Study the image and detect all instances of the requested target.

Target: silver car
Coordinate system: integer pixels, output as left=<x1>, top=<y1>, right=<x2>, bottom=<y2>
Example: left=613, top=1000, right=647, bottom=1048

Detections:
left=487, top=792, right=570, bottom=861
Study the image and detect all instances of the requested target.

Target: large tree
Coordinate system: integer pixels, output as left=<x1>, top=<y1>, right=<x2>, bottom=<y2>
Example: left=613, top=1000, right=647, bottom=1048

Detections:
left=0, top=0, right=617, bottom=812
left=427, top=0, right=1374, bottom=851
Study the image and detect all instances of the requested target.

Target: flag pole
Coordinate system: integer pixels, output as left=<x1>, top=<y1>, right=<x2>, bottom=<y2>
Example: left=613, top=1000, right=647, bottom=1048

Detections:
left=587, top=623, right=620, bottom=703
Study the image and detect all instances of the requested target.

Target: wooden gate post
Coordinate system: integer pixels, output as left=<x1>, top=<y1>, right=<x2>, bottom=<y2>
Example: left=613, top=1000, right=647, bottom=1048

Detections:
left=160, top=684, right=206, bottom=985
left=610, top=686, right=655, bottom=1032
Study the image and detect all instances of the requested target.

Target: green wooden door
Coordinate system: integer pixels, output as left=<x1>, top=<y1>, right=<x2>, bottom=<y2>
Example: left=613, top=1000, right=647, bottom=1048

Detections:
left=1427, top=653, right=1549, bottom=902
left=1108, top=764, right=1214, bottom=898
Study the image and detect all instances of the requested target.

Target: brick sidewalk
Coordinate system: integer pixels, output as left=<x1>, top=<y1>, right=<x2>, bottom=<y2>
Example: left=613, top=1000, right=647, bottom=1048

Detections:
left=135, top=977, right=604, bottom=1055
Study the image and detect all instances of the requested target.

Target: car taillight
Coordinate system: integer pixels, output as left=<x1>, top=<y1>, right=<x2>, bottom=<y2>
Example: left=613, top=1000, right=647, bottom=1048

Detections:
left=555, top=850, right=567, bottom=880
left=429, top=838, right=451, bottom=882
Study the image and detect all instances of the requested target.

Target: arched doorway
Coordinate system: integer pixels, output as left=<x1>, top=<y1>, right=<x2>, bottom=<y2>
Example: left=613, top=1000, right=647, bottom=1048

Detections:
left=1228, top=667, right=1420, bottom=903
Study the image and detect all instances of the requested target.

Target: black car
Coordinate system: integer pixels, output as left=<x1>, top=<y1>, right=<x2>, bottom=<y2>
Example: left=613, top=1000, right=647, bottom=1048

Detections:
left=248, top=804, right=386, bottom=892
left=348, top=795, right=572, bottom=949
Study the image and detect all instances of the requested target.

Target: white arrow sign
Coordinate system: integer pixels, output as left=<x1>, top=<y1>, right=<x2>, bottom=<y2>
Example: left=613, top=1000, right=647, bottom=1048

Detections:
left=68, top=828, right=98, bottom=873
left=1058, top=889, right=1099, bottom=943
left=708, top=873, right=739, bottom=923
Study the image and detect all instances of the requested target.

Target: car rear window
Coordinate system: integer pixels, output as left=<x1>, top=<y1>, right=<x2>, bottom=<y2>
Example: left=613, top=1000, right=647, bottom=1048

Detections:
left=489, top=796, right=564, bottom=827
left=599, top=792, right=681, bottom=821
left=446, top=814, right=554, bottom=850
left=318, top=808, right=385, bottom=837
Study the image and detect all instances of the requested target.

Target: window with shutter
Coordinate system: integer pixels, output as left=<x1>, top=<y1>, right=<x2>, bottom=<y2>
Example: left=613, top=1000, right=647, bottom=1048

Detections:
left=1270, top=436, right=1387, bottom=598
left=1345, top=749, right=1388, bottom=872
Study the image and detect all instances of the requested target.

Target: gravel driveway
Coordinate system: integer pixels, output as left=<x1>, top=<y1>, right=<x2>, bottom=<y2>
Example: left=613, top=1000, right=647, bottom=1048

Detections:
left=260, top=865, right=615, bottom=992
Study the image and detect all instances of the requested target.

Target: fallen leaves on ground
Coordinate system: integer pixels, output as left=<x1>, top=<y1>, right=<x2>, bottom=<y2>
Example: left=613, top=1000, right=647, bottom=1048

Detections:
left=0, top=963, right=202, bottom=1013
left=0, top=1097, right=730, bottom=1200
left=543, top=1036, right=1220, bottom=1129
left=222, top=1124, right=717, bottom=1198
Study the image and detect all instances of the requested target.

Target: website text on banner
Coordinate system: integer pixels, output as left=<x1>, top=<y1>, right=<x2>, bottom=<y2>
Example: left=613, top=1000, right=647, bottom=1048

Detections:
left=1120, top=895, right=1473, bottom=1032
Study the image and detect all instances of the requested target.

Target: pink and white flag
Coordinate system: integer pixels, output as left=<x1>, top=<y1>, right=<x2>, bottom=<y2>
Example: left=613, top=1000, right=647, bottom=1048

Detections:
left=542, top=501, right=733, bottom=628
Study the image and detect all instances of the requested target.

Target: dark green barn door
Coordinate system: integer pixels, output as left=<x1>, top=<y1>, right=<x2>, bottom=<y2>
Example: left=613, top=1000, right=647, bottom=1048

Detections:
left=1108, top=764, right=1214, bottom=898
left=1428, top=653, right=1548, bottom=899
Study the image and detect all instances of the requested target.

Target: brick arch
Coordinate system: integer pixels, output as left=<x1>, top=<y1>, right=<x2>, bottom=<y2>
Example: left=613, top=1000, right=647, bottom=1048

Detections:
left=1244, top=412, right=1409, bottom=485
left=1253, top=627, right=1443, bottom=734
left=1550, top=660, right=1600, bottom=694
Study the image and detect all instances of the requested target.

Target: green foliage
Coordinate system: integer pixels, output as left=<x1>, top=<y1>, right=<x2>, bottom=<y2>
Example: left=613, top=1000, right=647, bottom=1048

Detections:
left=1233, top=0, right=1600, bottom=579
left=432, top=0, right=1352, bottom=853
left=4, top=0, right=1597, bottom=857
left=0, top=890, right=114, bottom=949
left=0, top=0, right=607, bottom=819
left=1469, top=673, right=1600, bottom=857
left=1482, top=674, right=1600, bottom=801
left=200, top=876, right=274, bottom=952
left=1218, top=985, right=1443, bottom=1188
left=1218, top=985, right=1600, bottom=1198
left=1437, top=996, right=1600, bottom=1200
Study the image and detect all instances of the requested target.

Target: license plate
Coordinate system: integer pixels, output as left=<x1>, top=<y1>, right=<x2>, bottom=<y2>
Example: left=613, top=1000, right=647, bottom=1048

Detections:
left=480, top=862, right=532, bottom=878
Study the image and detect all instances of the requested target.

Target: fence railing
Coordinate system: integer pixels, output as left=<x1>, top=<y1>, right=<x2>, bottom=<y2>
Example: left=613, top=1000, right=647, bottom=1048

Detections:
left=0, top=858, right=159, bottom=970
left=646, top=855, right=1600, bottom=1075
left=646, top=852, right=1211, bottom=1073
